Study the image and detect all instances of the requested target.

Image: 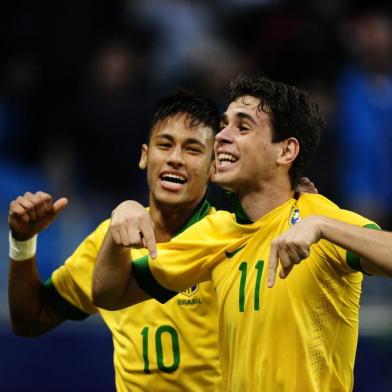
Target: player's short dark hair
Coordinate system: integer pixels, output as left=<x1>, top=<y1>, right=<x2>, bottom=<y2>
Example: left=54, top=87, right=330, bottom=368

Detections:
left=149, top=89, right=220, bottom=141
left=229, top=76, right=325, bottom=187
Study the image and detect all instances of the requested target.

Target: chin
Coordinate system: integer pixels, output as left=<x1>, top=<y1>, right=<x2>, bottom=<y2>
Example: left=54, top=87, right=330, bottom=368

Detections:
left=157, top=192, right=183, bottom=203
left=155, top=192, right=189, bottom=206
left=212, top=172, right=236, bottom=189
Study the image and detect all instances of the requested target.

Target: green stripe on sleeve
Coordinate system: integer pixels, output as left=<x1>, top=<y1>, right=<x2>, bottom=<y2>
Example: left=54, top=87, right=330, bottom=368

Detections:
left=346, top=223, right=382, bottom=272
left=43, top=278, right=90, bottom=321
left=133, top=256, right=178, bottom=303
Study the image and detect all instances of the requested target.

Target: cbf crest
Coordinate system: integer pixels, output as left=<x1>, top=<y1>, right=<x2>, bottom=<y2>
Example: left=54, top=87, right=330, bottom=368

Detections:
left=289, top=207, right=301, bottom=226
left=181, top=285, right=199, bottom=297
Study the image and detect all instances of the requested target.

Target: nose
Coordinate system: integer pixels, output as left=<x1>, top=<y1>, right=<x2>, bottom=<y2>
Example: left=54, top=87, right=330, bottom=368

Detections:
left=215, top=125, right=233, bottom=145
left=167, top=145, right=185, bottom=168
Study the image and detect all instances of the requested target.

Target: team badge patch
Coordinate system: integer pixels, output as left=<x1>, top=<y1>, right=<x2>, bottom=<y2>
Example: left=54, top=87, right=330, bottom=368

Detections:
left=289, top=207, right=301, bottom=226
left=181, top=285, right=199, bottom=297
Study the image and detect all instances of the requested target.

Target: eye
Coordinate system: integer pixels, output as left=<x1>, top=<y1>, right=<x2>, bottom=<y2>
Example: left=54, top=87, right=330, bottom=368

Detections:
left=187, top=146, right=202, bottom=154
left=158, top=143, right=171, bottom=149
left=239, top=124, right=250, bottom=132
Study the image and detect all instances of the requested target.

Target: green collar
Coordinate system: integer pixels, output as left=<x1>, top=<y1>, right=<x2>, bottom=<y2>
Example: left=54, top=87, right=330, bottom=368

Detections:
left=225, top=192, right=253, bottom=224
left=174, top=198, right=212, bottom=237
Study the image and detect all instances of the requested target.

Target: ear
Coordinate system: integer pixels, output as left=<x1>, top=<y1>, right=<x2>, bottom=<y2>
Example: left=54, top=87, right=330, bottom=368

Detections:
left=139, top=144, right=149, bottom=170
left=276, top=137, right=300, bottom=166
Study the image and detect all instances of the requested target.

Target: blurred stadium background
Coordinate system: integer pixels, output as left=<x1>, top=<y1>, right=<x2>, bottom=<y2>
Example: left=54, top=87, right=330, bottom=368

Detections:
left=1, top=0, right=392, bottom=390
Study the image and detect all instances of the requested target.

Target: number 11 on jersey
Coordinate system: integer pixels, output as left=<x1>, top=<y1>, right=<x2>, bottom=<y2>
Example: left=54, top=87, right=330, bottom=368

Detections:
left=238, top=260, right=264, bottom=312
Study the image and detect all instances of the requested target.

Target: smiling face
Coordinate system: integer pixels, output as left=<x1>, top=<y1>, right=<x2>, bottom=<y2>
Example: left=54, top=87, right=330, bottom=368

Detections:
left=214, top=95, right=292, bottom=195
left=140, top=113, right=215, bottom=209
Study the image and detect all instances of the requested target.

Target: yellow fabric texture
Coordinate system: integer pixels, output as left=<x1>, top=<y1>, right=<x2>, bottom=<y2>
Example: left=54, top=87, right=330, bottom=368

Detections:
left=143, top=194, right=377, bottom=392
left=52, top=217, right=223, bottom=392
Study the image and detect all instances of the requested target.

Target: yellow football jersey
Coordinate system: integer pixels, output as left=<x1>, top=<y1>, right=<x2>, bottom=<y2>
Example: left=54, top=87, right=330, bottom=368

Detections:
left=45, top=200, right=223, bottom=392
left=133, top=194, right=380, bottom=392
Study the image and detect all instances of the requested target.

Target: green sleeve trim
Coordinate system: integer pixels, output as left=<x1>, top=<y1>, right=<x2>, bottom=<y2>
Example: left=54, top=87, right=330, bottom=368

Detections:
left=133, top=256, right=178, bottom=303
left=43, top=278, right=90, bottom=321
left=346, top=223, right=382, bottom=272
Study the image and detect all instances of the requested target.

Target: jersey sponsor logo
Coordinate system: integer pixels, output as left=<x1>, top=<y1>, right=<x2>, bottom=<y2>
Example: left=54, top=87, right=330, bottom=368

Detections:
left=181, top=284, right=199, bottom=297
left=225, top=244, right=246, bottom=259
left=289, top=207, right=301, bottom=226
left=177, top=298, right=203, bottom=305
left=178, top=285, right=203, bottom=305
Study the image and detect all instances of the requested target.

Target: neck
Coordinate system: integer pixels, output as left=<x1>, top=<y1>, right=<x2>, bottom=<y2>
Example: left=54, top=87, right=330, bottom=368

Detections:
left=237, top=178, right=293, bottom=222
left=149, top=197, right=204, bottom=243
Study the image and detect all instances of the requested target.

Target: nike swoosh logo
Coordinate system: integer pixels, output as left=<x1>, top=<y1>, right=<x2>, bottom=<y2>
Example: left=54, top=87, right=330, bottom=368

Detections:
left=225, top=244, right=246, bottom=259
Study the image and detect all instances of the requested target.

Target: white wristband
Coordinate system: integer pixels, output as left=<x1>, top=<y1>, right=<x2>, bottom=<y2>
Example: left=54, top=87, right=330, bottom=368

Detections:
left=9, top=232, right=38, bottom=261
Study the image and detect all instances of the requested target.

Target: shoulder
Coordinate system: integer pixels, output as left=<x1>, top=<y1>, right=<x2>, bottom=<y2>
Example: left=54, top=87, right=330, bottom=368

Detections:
left=90, top=219, right=111, bottom=240
left=297, top=193, right=339, bottom=213
left=72, top=218, right=111, bottom=253
left=187, top=209, right=234, bottom=230
left=168, top=210, right=235, bottom=243
left=95, top=218, right=111, bottom=233
left=297, top=193, right=379, bottom=228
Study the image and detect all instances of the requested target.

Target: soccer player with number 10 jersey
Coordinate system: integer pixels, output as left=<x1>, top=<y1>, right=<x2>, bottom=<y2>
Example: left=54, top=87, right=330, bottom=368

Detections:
left=8, top=90, right=224, bottom=391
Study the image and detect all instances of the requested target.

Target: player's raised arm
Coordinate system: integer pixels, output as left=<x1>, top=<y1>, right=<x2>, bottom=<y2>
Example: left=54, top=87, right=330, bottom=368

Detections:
left=92, top=201, right=155, bottom=310
left=308, top=216, right=392, bottom=276
left=268, top=215, right=392, bottom=287
left=8, top=191, right=68, bottom=336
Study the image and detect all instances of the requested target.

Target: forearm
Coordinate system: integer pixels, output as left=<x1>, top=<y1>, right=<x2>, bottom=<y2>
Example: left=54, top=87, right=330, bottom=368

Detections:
left=8, top=258, right=64, bottom=336
left=318, top=216, right=392, bottom=276
left=7, top=191, right=69, bottom=335
left=92, top=230, right=135, bottom=309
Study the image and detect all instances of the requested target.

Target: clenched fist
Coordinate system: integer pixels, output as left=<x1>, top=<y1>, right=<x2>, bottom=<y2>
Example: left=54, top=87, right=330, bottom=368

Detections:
left=8, top=191, right=68, bottom=241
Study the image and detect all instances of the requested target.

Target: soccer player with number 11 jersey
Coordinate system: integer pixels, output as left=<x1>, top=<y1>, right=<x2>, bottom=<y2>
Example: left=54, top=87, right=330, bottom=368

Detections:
left=94, top=76, right=392, bottom=392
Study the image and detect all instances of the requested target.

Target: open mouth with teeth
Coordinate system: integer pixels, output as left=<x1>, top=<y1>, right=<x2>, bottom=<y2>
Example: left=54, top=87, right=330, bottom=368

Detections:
left=160, top=173, right=187, bottom=191
left=218, top=153, right=238, bottom=167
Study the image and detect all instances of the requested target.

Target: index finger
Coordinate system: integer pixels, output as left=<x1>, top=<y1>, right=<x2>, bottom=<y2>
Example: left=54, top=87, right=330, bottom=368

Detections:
left=267, top=242, right=279, bottom=288
left=139, top=216, right=157, bottom=259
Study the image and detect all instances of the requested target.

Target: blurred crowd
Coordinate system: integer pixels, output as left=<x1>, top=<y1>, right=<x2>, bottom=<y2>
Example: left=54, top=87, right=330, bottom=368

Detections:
left=1, top=0, right=392, bottom=278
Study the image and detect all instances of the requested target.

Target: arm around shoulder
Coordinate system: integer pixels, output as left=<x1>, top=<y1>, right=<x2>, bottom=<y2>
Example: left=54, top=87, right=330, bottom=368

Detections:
left=92, top=200, right=159, bottom=309
left=92, top=225, right=151, bottom=310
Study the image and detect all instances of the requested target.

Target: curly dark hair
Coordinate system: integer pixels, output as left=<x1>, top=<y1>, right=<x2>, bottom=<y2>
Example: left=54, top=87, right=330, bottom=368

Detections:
left=149, top=89, right=220, bottom=141
left=229, top=76, right=325, bottom=187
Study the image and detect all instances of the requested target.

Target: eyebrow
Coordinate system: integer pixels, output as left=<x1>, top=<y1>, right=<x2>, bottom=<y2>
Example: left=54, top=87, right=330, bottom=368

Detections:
left=155, top=133, right=206, bottom=147
left=220, top=111, right=258, bottom=125
left=155, top=133, right=174, bottom=142
left=236, top=112, right=258, bottom=125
